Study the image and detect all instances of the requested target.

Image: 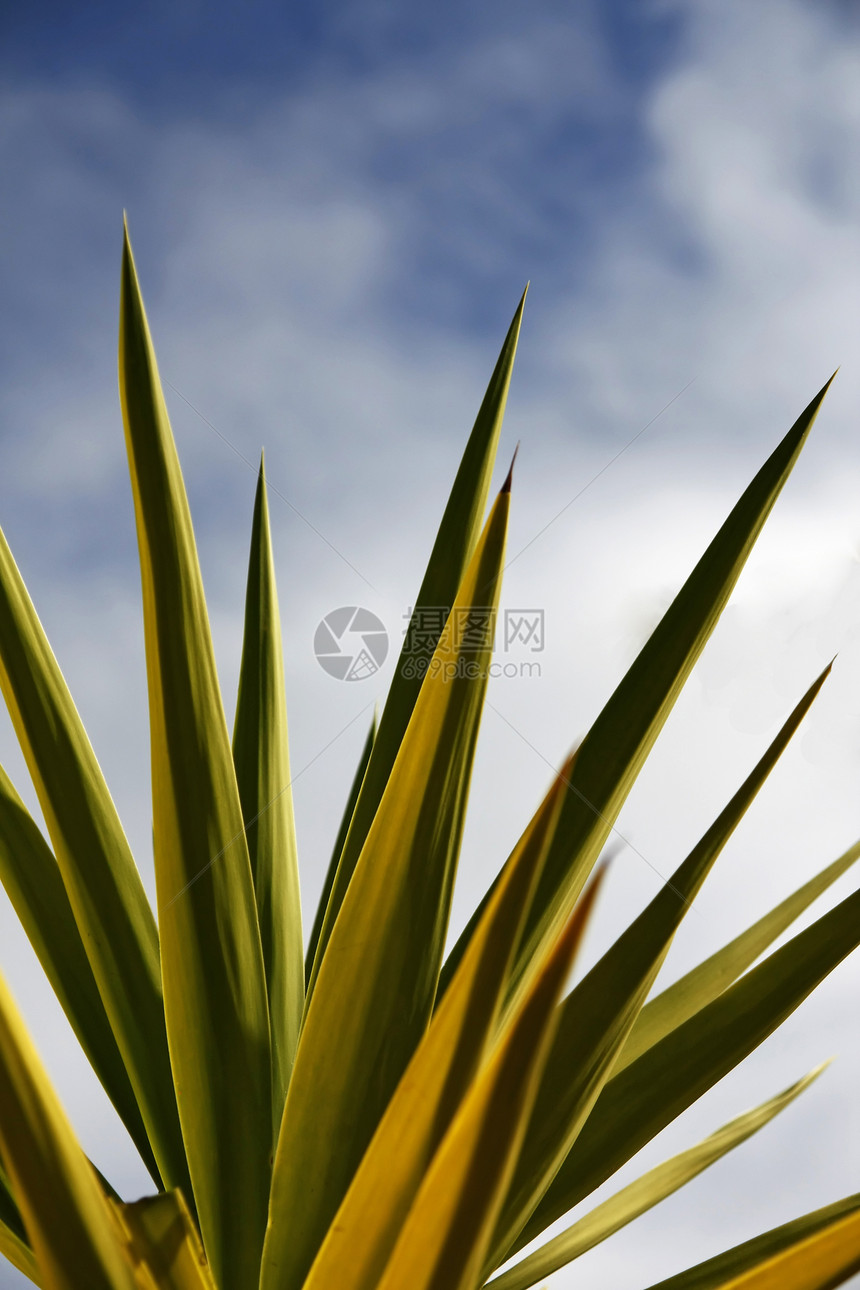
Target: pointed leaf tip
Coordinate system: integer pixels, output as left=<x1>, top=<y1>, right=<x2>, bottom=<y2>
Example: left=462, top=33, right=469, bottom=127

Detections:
left=502, top=444, right=520, bottom=494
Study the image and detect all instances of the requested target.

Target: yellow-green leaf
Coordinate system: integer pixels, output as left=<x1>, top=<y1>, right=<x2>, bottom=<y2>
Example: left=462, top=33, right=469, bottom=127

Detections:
left=304, top=712, right=376, bottom=984
left=0, top=1163, right=38, bottom=1285
left=119, top=223, right=271, bottom=1290
left=306, top=290, right=526, bottom=997
left=642, top=1194, right=860, bottom=1290
left=302, top=754, right=574, bottom=1290
left=486, top=1065, right=826, bottom=1290
left=515, top=880, right=860, bottom=1257
left=617, top=838, right=860, bottom=1073
left=0, top=767, right=160, bottom=1185
left=701, top=1209, right=860, bottom=1290
left=375, top=872, right=604, bottom=1290
left=111, top=1192, right=215, bottom=1290
left=262, top=477, right=512, bottom=1290
left=0, top=969, right=138, bottom=1290
left=233, top=456, right=303, bottom=1123
left=442, top=379, right=834, bottom=1002
left=0, top=510, right=185, bottom=1200
left=487, top=666, right=828, bottom=1268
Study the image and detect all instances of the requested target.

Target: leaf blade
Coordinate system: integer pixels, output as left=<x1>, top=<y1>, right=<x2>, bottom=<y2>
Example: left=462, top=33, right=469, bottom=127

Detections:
left=232, top=456, right=304, bottom=1121
left=119, top=224, right=271, bottom=1290
left=486, top=1065, right=826, bottom=1290
left=306, top=291, right=526, bottom=997
left=262, top=481, right=511, bottom=1290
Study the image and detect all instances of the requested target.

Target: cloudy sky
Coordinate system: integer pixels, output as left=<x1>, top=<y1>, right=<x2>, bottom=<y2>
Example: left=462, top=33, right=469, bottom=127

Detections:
left=1, top=2, right=859, bottom=1287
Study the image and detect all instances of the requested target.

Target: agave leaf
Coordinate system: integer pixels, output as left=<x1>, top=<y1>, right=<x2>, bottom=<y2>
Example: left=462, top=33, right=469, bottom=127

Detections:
left=262, top=477, right=512, bottom=1290
left=0, top=767, right=160, bottom=1185
left=642, top=1195, right=860, bottom=1290
left=111, top=1192, right=215, bottom=1290
left=304, top=712, right=376, bottom=984
left=119, top=224, right=271, bottom=1290
left=375, top=872, right=605, bottom=1290
left=0, top=969, right=139, bottom=1289
left=441, top=378, right=835, bottom=1001
left=486, top=1064, right=826, bottom=1290
left=617, top=838, right=860, bottom=1073
left=232, top=456, right=303, bottom=1122
left=513, top=881, right=860, bottom=1257
left=0, top=1163, right=38, bottom=1286
left=302, top=753, right=574, bottom=1290
left=0, top=536, right=187, bottom=1201
left=689, top=1210, right=860, bottom=1290
left=486, top=665, right=828, bottom=1266
left=306, top=290, right=526, bottom=997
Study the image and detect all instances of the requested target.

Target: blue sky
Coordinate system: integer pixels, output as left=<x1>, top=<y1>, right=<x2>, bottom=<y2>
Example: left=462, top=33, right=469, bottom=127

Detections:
left=1, top=3, right=860, bottom=1288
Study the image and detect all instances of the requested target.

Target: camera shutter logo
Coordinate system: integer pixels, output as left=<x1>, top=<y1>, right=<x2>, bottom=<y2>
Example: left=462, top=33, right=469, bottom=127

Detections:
left=314, top=606, right=389, bottom=681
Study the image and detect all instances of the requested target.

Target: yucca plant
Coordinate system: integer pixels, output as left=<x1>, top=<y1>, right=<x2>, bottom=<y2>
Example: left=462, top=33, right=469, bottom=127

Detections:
left=0, top=223, right=858, bottom=1290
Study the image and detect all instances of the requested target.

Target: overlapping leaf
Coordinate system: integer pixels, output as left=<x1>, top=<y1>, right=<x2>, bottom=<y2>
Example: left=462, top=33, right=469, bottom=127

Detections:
left=643, top=1194, right=860, bottom=1290
left=0, top=969, right=138, bottom=1289
left=486, top=665, right=829, bottom=1267
left=617, top=837, right=860, bottom=1073
left=374, top=872, right=604, bottom=1290
left=232, top=457, right=303, bottom=1123
left=442, top=378, right=835, bottom=1002
left=514, top=881, right=860, bottom=1256
left=0, top=520, right=185, bottom=1198
left=302, top=754, right=574, bottom=1290
left=486, top=1065, right=826, bottom=1290
left=111, top=1193, right=215, bottom=1290
left=0, top=767, right=159, bottom=1183
left=119, top=225, right=271, bottom=1290
left=306, top=291, right=526, bottom=996
left=262, top=474, right=512, bottom=1290
left=304, top=712, right=376, bottom=984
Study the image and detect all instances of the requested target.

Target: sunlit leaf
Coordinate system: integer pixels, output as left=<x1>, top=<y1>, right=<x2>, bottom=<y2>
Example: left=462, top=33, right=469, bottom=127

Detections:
left=262, top=475, right=512, bottom=1290
left=306, top=290, right=526, bottom=996
left=486, top=1065, right=826, bottom=1290
left=0, top=767, right=159, bottom=1184
left=375, top=872, right=604, bottom=1290
left=233, top=456, right=304, bottom=1121
left=302, top=753, right=574, bottom=1290
left=119, top=223, right=271, bottom=1290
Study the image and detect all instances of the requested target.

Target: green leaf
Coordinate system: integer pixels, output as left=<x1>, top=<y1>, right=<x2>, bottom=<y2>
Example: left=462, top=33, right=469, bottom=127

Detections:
left=375, top=872, right=605, bottom=1290
left=232, top=456, right=304, bottom=1122
left=0, top=1162, right=38, bottom=1285
left=306, top=290, right=526, bottom=998
left=304, top=712, right=376, bottom=985
left=486, top=665, right=829, bottom=1267
left=442, top=378, right=835, bottom=1001
left=617, top=837, right=860, bottom=1073
left=262, top=477, right=512, bottom=1290
left=0, top=487, right=185, bottom=1201
left=513, top=880, right=860, bottom=1257
left=693, top=1209, right=860, bottom=1290
left=0, top=767, right=160, bottom=1185
left=119, top=222, right=271, bottom=1290
left=0, top=968, right=138, bottom=1289
left=486, top=1065, right=826, bottom=1290
left=302, top=753, right=575, bottom=1290
left=111, top=1192, right=216, bottom=1290
left=642, top=1194, right=860, bottom=1290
